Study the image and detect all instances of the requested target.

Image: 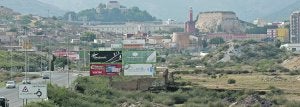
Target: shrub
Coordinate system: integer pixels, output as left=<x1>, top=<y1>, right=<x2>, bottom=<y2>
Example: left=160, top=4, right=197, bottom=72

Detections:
left=208, top=101, right=226, bottom=107
left=227, top=79, right=236, bottom=84
left=271, top=96, right=287, bottom=105
left=25, top=101, right=56, bottom=107
left=162, top=98, right=175, bottom=106
left=171, top=93, right=188, bottom=104
left=285, top=101, right=300, bottom=107
left=268, top=86, right=283, bottom=95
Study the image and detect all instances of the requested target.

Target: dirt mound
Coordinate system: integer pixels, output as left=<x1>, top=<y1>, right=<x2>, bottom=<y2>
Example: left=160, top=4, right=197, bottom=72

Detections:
left=281, top=56, right=300, bottom=70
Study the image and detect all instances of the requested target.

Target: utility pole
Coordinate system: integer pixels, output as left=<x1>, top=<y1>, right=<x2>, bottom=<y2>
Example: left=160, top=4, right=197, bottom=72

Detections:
left=67, top=27, right=70, bottom=88
left=10, top=36, right=12, bottom=80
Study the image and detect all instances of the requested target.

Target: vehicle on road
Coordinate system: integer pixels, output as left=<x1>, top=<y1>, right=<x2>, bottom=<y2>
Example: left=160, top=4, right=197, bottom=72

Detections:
left=41, top=71, right=50, bottom=79
left=5, top=81, right=16, bottom=89
left=22, top=78, right=31, bottom=84
left=0, top=96, right=9, bottom=107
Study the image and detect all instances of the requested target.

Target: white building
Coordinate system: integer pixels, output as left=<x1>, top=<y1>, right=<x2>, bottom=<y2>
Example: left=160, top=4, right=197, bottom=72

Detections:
left=281, top=44, right=300, bottom=54
left=84, top=22, right=184, bottom=34
left=253, top=18, right=267, bottom=27
left=106, top=1, right=120, bottom=9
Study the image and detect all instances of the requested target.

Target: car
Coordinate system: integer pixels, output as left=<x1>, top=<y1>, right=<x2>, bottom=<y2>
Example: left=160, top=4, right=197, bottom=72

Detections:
left=22, top=78, right=31, bottom=84
left=77, top=73, right=83, bottom=77
left=5, top=81, right=16, bottom=89
left=0, top=96, right=9, bottom=107
left=41, top=71, right=50, bottom=79
left=42, top=74, right=50, bottom=79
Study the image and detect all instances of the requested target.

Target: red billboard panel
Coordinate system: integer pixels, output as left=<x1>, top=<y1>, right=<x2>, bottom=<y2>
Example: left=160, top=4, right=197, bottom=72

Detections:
left=90, top=64, right=121, bottom=76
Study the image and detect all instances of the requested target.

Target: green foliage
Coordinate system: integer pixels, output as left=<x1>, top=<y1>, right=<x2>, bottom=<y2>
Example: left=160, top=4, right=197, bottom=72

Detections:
left=8, top=27, right=17, bottom=32
left=65, top=5, right=156, bottom=22
left=246, top=25, right=278, bottom=34
left=285, top=101, right=300, bottom=107
left=26, top=101, right=56, bottom=107
left=268, top=86, right=284, bottom=95
left=171, top=92, right=189, bottom=104
left=32, top=77, right=300, bottom=106
left=255, top=59, right=275, bottom=72
left=20, top=15, right=32, bottom=25
left=246, top=27, right=267, bottom=34
left=53, top=57, right=72, bottom=69
left=81, top=32, right=96, bottom=42
left=64, top=11, right=77, bottom=21
left=209, top=37, right=225, bottom=45
left=227, top=79, right=236, bottom=84
left=0, top=50, right=46, bottom=70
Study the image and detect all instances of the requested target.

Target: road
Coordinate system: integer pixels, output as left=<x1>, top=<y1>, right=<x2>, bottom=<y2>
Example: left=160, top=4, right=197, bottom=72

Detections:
left=0, top=71, right=87, bottom=107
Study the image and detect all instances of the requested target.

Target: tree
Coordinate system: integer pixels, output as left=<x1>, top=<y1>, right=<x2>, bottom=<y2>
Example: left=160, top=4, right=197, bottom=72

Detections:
left=81, top=32, right=96, bottom=42
left=20, top=15, right=32, bottom=25
left=209, top=37, right=225, bottom=45
left=53, top=57, right=71, bottom=70
left=202, top=40, right=208, bottom=48
left=64, top=11, right=77, bottom=21
left=66, top=5, right=157, bottom=22
left=169, top=28, right=184, bottom=33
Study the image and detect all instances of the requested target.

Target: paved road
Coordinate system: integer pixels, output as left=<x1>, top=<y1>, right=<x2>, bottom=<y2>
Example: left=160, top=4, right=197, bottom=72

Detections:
left=0, top=71, right=87, bottom=107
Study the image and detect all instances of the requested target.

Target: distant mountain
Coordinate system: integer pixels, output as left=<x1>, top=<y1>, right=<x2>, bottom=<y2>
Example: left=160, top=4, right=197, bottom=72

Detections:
left=37, top=0, right=299, bottom=22
left=0, top=0, right=66, bottom=17
left=266, top=1, right=300, bottom=21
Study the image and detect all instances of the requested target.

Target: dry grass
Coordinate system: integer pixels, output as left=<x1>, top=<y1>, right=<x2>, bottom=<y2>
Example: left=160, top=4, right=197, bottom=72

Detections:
left=181, top=74, right=300, bottom=94
left=0, top=82, right=4, bottom=88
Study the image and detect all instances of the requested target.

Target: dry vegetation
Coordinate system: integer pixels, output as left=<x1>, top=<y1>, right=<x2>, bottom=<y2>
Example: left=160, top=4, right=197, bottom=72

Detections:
left=180, top=73, right=300, bottom=100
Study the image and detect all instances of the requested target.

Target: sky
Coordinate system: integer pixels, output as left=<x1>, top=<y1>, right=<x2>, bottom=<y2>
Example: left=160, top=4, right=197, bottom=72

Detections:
left=37, top=0, right=300, bottom=22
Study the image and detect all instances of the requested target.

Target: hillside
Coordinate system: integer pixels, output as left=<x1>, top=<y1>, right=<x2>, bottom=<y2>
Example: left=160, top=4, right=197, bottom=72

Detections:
left=37, top=0, right=298, bottom=21
left=281, top=55, right=300, bottom=70
left=201, top=40, right=291, bottom=72
left=266, top=1, right=300, bottom=21
left=0, top=0, right=66, bottom=17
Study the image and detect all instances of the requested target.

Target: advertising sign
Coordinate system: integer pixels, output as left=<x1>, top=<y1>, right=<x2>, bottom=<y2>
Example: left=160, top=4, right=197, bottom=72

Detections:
left=19, top=84, right=47, bottom=99
left=123, top=51, right=156, bottom=64
left=90, top=51, right=122, bottom=63
left=90, top=64, right=121, bottom=76
left=124, top=64, right=154, bottom=76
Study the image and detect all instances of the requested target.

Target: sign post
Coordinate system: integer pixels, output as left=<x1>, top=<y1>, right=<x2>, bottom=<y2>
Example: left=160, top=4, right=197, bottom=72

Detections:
left=19, top=84, right=47, bottom=99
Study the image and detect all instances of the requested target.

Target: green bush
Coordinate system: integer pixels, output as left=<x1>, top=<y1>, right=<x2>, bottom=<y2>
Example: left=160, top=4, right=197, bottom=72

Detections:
left=171, top=93, right=188, bottom=104
left=162, top=98, right=175, bottom=106
left=285, top=101, right=300, bottom=107
left=25, top=101, right=56, bottom=107
left=227, top=79, right=236, bottom=84
left=268, top=86, right=283, bottom=95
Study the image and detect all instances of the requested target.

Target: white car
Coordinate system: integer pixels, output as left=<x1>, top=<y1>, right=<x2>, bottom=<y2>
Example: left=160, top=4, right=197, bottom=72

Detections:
left=22, top=78, right=31, bottom=84
left=5, top=81, right=16, bottom=89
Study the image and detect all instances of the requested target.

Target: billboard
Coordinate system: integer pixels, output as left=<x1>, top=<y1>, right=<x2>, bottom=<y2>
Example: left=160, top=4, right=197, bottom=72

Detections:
left=90, top=51, right=122, bottom=63
left=123, top=51, right=156, bottom=64
left=124, top=64, right=154, bottom=76
left=90, top=64, right=121, bottom=76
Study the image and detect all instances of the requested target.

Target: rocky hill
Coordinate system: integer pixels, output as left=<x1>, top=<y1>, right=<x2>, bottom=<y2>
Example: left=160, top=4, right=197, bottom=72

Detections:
left=0, top=6, right=20, bottom=16
left=0, top=0, right=66, bottom=17
left=201, top=40, right=291, bottom=72
left=281, top=55, right=300, bottom=70
left=266, top=1, right=300, bottom=21
left=195, top=11, right=248, bottom=34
